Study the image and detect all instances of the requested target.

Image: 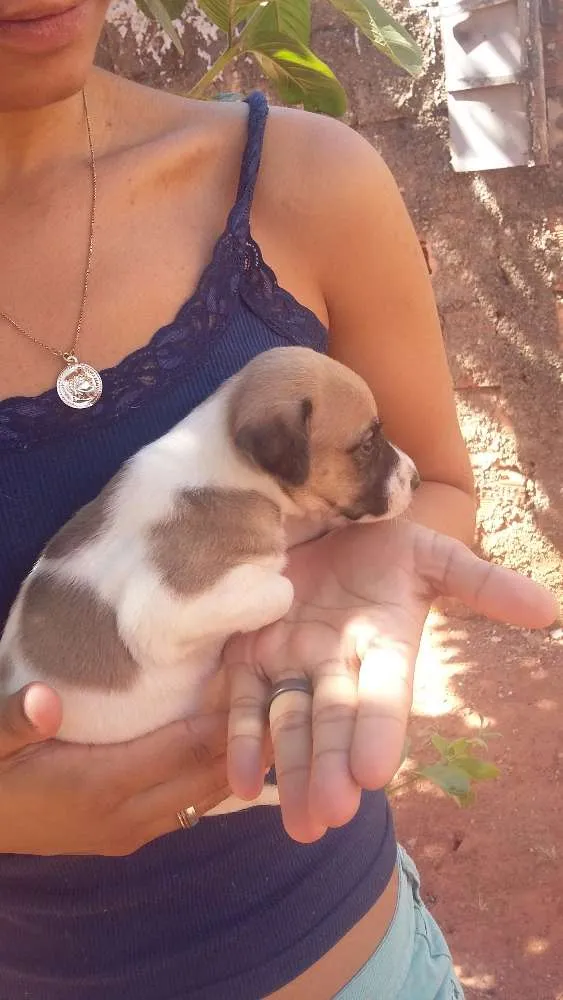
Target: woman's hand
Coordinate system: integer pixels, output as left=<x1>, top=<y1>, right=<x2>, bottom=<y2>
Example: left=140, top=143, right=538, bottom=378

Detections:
left=225, top=519, right=558, bottom=843
left=0, top=684, right=229, bottom=856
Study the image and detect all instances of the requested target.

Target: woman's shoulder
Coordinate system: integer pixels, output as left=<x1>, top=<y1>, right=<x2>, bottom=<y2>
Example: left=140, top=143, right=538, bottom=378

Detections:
left=98, top=71, right=399, bottom=314
left=99, top=70, right=390, bottom=224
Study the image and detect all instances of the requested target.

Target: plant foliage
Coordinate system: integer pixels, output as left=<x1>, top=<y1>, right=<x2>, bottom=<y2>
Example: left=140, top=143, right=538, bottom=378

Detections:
left=134, top=0, right=423, bottom=114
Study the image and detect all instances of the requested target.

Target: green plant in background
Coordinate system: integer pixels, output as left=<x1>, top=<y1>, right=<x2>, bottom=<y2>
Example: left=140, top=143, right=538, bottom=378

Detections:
left=389, top=732, right=500, bottom=807
left=136, top=0, right=423, bottom=115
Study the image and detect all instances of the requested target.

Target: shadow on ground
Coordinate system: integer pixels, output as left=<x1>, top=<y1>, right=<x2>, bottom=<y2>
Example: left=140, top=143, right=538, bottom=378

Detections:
left=392, top=613, right=563, bottom=1000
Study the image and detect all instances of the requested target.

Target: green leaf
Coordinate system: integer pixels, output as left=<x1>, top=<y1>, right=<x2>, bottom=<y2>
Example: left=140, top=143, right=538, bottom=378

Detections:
left=454, top=757, right=500, bottom=781
left=464, top=736, right=490, bottom=751
left=197, top=0, right=310, bottom=41
left=236, top=2, right=261, bottom=24
left=430, top=733, right=449, bottom=758
left=252, top=0, right=311, bottom=43
left=327, top=0, right=423, bottom=76
left=197, top=0, right=251, bottom=33
left=419, top=763, right=472, bottom=798
left=242, top=1, right=340, bottom=112
left=137, top=0, right=187, bottom=18
left=163, top=0, right=187, bottom=17
left=252, top=39, right=347, bottom=114
left=140, top=0, right=184, bottom=53
left=448, top=737, right=474, bottom=758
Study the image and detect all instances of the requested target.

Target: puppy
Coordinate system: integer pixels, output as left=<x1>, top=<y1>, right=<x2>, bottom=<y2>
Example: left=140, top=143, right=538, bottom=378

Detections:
left=0, top=348, right=418, bottom=807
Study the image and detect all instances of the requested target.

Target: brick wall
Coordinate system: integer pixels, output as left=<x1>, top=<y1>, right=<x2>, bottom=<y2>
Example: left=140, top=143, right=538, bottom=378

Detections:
left=544, top=0, right=563, bottom=365
left=544, top=0, right=563, bottom=93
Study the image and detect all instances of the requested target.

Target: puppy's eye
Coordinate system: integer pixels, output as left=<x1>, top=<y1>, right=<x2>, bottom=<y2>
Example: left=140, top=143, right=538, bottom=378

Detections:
left=358, top=432, right=375, bottom=455
left=355, top=424, right=381, bottom=456
left=350, top=420, right=383, bottom=458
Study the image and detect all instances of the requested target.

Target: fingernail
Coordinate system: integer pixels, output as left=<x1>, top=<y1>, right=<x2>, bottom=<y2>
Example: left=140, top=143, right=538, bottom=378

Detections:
left=22, top=687, right=40, bottom=728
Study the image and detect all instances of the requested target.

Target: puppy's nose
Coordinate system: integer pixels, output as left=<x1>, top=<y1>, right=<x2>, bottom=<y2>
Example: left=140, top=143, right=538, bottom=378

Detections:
left=410, top=469, right=421, bottom=491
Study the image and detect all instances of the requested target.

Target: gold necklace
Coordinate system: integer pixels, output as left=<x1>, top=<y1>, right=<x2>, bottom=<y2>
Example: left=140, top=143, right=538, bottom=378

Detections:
left=0, top=89, right=102, bottom=410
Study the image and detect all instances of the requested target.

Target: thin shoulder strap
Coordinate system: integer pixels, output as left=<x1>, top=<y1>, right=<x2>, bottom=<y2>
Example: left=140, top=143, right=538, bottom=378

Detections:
left=230, top=91, right=269, bottom=241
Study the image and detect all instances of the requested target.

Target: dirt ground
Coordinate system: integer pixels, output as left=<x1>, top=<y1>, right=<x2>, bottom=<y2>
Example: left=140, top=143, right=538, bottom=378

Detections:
left=393, top=611, right=563, bottom=1000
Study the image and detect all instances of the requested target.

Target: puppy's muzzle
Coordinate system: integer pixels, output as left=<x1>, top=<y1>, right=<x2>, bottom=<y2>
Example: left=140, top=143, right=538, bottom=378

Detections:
left=343, top=443, right=420, bottom=521
left=386, top=447, right=420, bottom=517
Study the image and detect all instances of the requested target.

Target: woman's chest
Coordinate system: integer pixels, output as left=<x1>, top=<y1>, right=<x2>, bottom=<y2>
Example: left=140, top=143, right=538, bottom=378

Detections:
left=0, top=171, right=231, bottom=401
left=0, top=146, right=324, bottom=404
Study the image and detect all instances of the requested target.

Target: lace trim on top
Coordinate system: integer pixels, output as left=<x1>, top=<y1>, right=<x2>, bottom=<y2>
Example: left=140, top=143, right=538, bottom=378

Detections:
left=0, top=93, right=328, bottom=452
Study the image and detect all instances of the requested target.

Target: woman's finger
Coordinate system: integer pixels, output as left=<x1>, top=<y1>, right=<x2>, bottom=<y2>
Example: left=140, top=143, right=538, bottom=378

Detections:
left=308, top=659, right=361, bottom=828
left=125, top=756, right=230, bottom=847
left=420, top=531, right=559, bottom=627
left=0, top=684, right=62, bottom=759
left=227, top=660, right=270, bottom=800
left=110, top=712, right=228, bottom=797
left=351, top=637, right=415, bottom=789
left=269, top=686, right=327, bottom=843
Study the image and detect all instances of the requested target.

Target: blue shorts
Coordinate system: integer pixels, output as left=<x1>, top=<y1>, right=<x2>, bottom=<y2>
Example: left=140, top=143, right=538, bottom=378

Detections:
left=334, top=847, right=465, bottom=999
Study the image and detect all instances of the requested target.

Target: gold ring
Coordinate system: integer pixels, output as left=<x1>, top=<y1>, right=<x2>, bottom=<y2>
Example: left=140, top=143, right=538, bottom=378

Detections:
left=177, top=805, right=199, bottom=830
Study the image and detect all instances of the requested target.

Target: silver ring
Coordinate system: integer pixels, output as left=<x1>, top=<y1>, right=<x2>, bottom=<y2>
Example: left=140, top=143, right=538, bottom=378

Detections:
left=268, top=677, right=313, bottom=712
left=177, top=805, right=199, bottom=830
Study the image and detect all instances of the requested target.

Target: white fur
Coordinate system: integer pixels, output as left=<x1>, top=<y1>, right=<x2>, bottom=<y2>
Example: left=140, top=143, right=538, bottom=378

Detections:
left=2, top=388, right=295, bottom=733
left=0, top=370, right=417, bottom=817
left=385, top=445, right=418, bottom=519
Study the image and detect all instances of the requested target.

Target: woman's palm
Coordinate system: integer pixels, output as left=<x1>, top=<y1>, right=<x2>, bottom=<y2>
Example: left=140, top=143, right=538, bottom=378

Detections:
left=225, top=520, right=557, bottom=842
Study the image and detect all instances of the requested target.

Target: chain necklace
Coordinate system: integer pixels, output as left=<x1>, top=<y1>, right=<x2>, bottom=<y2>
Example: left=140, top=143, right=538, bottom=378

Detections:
left=0, top=89, right=102, bottom=410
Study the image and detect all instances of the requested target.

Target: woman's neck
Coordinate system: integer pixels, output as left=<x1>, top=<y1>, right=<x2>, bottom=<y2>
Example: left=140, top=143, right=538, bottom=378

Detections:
left=0, top=70, right=103, bottom=183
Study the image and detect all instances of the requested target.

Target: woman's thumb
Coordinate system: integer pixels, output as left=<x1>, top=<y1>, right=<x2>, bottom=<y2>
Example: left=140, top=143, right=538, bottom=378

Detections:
left=0, top=684, right=62, bottom=758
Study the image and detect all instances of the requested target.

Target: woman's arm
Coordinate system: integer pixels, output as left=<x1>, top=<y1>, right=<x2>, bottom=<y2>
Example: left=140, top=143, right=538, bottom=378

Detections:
left=262, top=111, right=476, bottom=544
left=226, top=115, right=557, bottom=842
left=321, top=125, right=475, bottom=542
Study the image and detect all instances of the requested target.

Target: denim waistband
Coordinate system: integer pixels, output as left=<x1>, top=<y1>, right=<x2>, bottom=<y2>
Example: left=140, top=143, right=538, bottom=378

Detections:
left=334, top=846, right=416, bottom=1000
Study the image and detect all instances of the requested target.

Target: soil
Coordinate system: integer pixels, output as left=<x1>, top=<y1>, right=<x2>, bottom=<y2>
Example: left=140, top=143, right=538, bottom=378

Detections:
left=393, top=611, right=563, bottom=1000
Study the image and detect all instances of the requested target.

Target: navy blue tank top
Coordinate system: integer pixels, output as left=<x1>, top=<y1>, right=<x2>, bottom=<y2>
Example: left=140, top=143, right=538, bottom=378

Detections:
left=0, top=92, right=396, bottom=1000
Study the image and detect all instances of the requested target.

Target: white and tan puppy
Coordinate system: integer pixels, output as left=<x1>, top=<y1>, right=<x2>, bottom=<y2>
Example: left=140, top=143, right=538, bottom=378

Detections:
left=0, top=348, right=418, bottom=771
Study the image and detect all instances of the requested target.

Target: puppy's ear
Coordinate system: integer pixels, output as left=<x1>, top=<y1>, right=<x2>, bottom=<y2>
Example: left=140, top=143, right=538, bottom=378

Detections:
left=234, top=398, right=312, bottom=486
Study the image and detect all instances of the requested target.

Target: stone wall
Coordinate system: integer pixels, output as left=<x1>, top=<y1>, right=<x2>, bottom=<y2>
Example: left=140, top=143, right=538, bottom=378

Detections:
left=99, top=0, right=563, bottom=606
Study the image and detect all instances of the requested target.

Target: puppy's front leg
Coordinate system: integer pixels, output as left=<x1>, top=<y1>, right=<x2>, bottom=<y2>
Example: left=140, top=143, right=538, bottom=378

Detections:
left=216, top=564, right=295, bottom=637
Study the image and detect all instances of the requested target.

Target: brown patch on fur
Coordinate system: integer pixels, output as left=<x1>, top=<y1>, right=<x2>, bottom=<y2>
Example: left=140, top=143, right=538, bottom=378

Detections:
left=234, top=399, right=311, bottom=487
left=44, top=476, right=121, bottom=561
left=228, top=347, right=397, bottom=517
left=20, top=573, right=139, bottom=692
left=150, top=488, right=285, bottom=596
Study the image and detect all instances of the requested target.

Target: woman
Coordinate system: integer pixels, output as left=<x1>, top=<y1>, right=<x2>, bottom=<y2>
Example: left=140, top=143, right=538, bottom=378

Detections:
left=0, top=3, right=556, bottom=998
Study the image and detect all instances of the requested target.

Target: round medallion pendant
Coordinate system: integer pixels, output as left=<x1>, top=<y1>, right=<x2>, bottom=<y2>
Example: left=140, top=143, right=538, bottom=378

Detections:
left=56, top=361, right=103, bottom=410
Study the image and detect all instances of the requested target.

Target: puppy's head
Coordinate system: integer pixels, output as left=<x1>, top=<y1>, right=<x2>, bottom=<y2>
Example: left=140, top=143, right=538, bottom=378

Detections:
left=228, top=347, right=419, bottom=521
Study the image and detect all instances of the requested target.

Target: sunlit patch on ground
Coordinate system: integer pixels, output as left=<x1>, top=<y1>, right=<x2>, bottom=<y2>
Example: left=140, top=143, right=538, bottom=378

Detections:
left=410, top=611, right=466, bottom=717
left=458, top=969, right=497, bottom=992
left=525, top=937, right=550, bottom=956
